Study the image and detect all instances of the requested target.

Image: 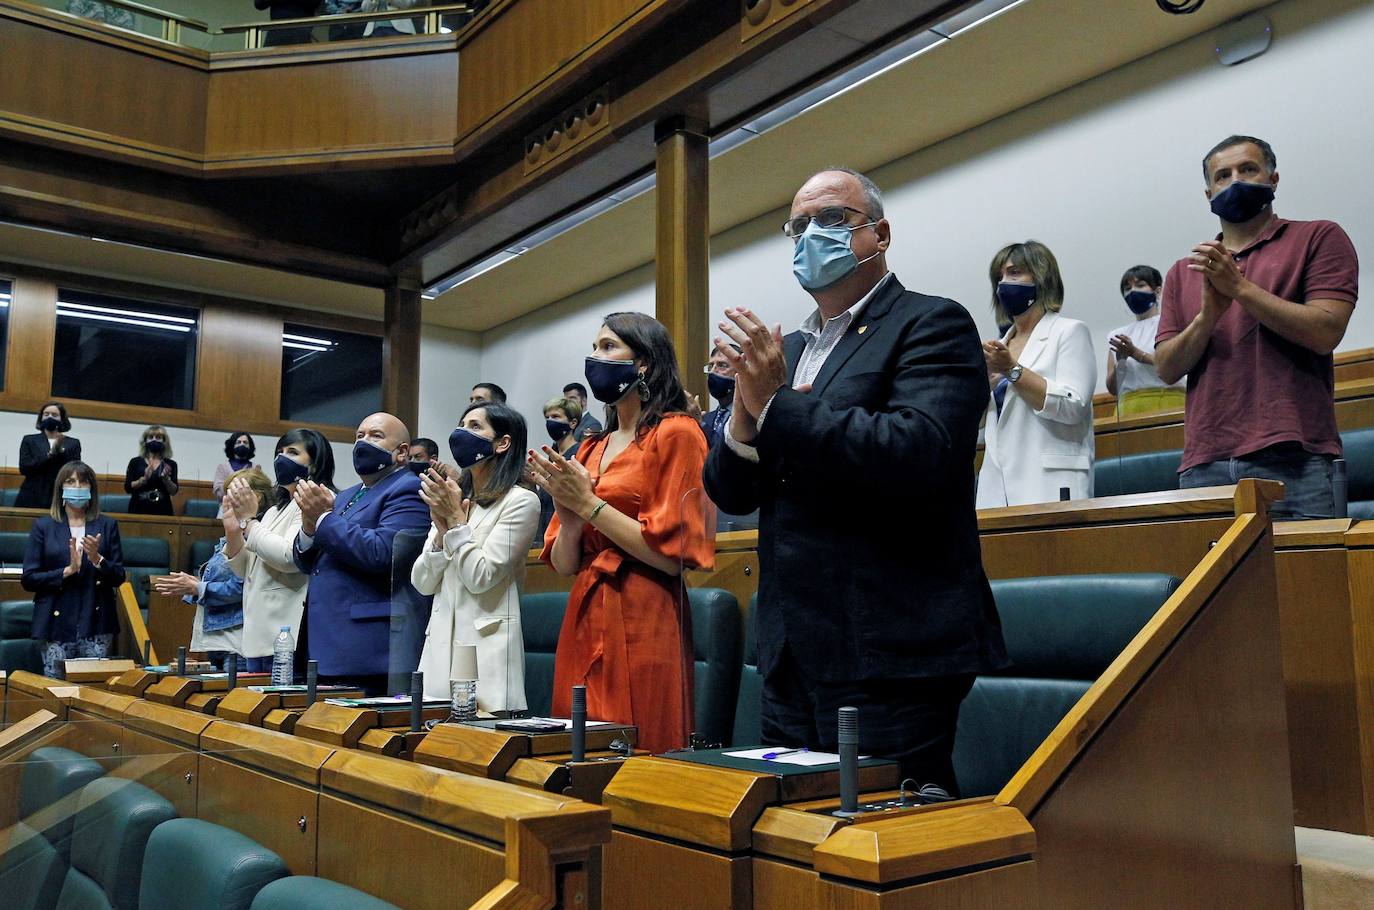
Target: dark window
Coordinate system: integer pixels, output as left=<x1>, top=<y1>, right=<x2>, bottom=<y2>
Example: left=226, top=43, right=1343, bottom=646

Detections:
left=280, top=324, right=383, bottom=424
left=0, top=278, right=11, bottom=390
left=51, top=289, right=198, bottom=409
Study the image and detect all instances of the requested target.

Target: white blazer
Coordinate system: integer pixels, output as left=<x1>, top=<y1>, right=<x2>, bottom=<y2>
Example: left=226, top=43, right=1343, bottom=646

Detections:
left=225, top=500, right=309, bottom=658
left=977, top=312, right=1097, bottom=509
left=411, top=486, right=540, bottom=710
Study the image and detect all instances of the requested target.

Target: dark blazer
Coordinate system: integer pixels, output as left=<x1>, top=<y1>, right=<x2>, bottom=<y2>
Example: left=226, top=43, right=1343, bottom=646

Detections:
left=124, top=457, right=178, bottom=516
left=17, top=434, right=82, bottom=509
left=21, top=514, right=126, bottom=643
left=572, top=413, right=602, bottom=442
left=292, top=467, right=431, bottom=677
left=704, top=275, right=1008, bottom=683
left=701, top=403, right=733, bottom=450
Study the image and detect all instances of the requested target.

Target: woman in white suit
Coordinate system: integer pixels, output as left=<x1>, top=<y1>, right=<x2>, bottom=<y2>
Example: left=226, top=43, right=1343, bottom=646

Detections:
left=222, top=429, right=335, bottom=672
left=412, top=402, right=539, bottom=710
left=977, top=240, right=1097, bottom=508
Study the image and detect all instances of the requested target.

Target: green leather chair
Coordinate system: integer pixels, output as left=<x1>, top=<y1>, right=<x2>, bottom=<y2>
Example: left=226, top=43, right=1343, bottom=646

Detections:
left=186, top=539, right=217, bottom=574
left=182, top=499, right=220, bottom=519
left=138, top=819, right=288, bottom=910
left=952, top=573, right=1182, bottom=798
left=0, top=821, right=66, bottom=910
left=20, top=747, right=107, bottom=861
left=1, top=488, right=19, bottom=507
left=1093, top=449, right=1183, bottom=498
left=730, top=594, right=762, bottom=747
left=1341, top=428, right=1374, bottom=519
left=1, top=531, right=28, bottom=570
left=120, top=538, right=171, bottom=620
left=1, top=599, right=43, bottom=674
left=250, top=877, right=401, bottom=910
left=101, top=495, right=132, bottom=514
left=690, top=588, right=742, bottom=747
left=520, top=592, right=567, bottom=717
left=56, top=779, right=175, bottom=910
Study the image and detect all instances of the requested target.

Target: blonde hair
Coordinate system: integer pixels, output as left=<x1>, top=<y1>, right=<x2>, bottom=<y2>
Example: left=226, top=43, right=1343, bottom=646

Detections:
left=139, top=425, right=174, bottom=459
left=227, top=467, right=274, bottom=519
left=50, top=461, right=100, bottom=522
left=989, top=240, right=1065, bottom=327
left=543, top=396, right=583, bottom=423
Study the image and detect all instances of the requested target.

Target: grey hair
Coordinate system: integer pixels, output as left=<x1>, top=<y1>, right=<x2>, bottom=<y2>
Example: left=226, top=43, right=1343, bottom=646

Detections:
left=812, top=167, right=884, bottom=220
left=1202, top=135, right=1277, bottom=183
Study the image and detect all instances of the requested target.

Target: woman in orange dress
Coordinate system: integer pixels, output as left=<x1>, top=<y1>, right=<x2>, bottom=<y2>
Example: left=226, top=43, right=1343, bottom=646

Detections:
left=530, top=312, right=714, bottom=753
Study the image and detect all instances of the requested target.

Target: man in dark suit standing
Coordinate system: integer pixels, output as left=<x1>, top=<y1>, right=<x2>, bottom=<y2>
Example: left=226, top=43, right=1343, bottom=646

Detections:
left=705, top=168, right=1007, bottom=792
left=700, top=344, right=740, bottom=450
left=293, top=412, right=430, bottom=694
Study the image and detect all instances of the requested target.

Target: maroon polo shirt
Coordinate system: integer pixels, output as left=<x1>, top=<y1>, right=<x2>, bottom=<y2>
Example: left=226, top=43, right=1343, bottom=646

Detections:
left=1157, top=217, right=1359, bottom=472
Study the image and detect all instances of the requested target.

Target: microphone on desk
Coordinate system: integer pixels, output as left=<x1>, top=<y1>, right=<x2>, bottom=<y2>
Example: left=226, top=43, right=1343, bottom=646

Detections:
left=176, top=646, right=186, bottom=677
left=1333, top=458, right=1348, bottom=519
left=410, top=672, right=424, bottom=733
left=834, top=706, right=860, bottom=818
left=306, top=660, right=318, bottom=706
left=226, top=653, right=237, bottom=690
left=571, top=684, right=587, bottom=763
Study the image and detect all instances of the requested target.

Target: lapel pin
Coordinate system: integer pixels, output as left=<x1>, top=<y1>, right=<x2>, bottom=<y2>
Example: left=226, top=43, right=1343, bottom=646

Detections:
left=857, top=325, right=868, bottom=335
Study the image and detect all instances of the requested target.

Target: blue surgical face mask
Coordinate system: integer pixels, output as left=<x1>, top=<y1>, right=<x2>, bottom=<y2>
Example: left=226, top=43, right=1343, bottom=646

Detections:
left=996, top=281, right=1038, bottom=319
left=707, top=372, right=735, bottom=402
left=585, top=357, right=640, bottom=404
left=791, top=221, right=879, bottom=291
left=274, top=453, right=310, bottom=487
left=1124, top=289, right=1157, bottom=315
left=352, top=439, right=396, bottom=476
left=1210, top=180, right=1275, bottom=223
left=449, top=428, right=496, bottom=469
left=545, top=418, right=572, bottom=442
left=62, top=487, right=91, bottom=507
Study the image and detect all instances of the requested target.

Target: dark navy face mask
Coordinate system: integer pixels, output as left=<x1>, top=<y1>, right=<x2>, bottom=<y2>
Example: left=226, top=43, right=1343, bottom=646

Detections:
left=1124, top=289, right=1157, bottom=315
left=585, top=357, right=639, bottom=403
left=41, top=417, right=62, bottom=432
left=274, top=453, right=310, bottom=487
left=707, top=372, right=735, bottom=402
left=352, top=439, right=395, bottom=476
left=448, top=427, right=496, bottom=469
left=1210, top=180, right=1275, bottom=224
left=996, top=282, right=1038, bottom=319
left=546, top=419, right=572, bottom=442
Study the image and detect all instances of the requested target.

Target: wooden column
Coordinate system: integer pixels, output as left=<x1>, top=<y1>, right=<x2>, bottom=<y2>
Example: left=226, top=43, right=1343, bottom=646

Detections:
left=382, top=278, right=422, bottom=435
left=655, top=116, right=710, bottom=406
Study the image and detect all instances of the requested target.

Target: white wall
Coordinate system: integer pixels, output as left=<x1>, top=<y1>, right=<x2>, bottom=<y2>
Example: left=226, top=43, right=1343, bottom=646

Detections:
left=417, top=323, right=483, bottom=450
left=481, top=0, right=1374, bottom=431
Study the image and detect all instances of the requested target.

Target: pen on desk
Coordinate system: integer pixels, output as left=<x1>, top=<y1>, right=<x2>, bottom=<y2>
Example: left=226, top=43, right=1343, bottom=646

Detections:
left=761, top=748, right=808, bottom=761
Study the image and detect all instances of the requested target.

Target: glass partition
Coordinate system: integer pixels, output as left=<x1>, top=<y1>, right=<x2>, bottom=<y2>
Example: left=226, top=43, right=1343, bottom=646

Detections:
left=220, top=2, right=489, bottom=50
left=279, top=324, right=383, bottom=425
left=35, top=0, right=214, bottom=47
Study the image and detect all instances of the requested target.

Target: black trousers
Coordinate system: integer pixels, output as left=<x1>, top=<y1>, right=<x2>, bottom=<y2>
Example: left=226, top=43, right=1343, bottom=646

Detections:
left=760, top=646, right=974, bottom=795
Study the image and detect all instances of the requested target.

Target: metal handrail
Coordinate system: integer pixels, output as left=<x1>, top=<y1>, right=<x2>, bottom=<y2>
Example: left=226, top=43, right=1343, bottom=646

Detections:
left=219, top=2, right=475, bottom=49
left=40, top=0, right=210, bottom=42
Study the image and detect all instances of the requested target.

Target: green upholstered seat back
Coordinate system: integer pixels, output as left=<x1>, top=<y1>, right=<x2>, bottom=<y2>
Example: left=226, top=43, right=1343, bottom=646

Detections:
left=520, top=592, right=567, bottom=717
left=138, top=819, right=288, bottom=910
left=182, top=500, right=220, bottom=519
left=1092, top=449, right=1183, bottom=498
left=2, top=599, right=43, bottom=673
left=731, top=594, right=762, bottom=747
left=58, top=779, right=175, bottom=910
left=688, top=588, right=742, bottom=746
left=249, top=876, right=401, bottom=910
left=186, top=539, right=216, bottom=574
left=0, top=531, right=27, bottom=568
left=20, top=747, right=106, bottom=860
left=1, top=488, right=19, bottom=507
left=121, top=538, right=171, bottom=615
left=101, top=495, right=132, bottom=514
left=953, top=573, right=1181, bottom=798
left=1340, top=428, right=1374, bottom=516
left=0, top=822, right=67, bottom=910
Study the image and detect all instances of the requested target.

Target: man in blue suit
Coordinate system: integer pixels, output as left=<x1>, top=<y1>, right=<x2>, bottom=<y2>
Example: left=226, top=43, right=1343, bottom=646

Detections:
left=293, top=412, right=430, bottom=694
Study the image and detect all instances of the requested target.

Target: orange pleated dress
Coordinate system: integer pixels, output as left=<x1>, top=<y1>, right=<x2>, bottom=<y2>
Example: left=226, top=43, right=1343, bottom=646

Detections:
left=541, top=414, right=715, bottom=753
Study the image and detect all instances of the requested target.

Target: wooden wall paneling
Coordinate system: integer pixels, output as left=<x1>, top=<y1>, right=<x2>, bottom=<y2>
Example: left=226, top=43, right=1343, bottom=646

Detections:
left=605, top=828, right=752, bottom=910
left=196, top=306, right=283, bottom=431
left=382, top=280, right=422, bottom=436
left=655, top=116, right=710, bottom=408
left=203, top=47, right=459, bottom=173
left=197, top=753, right=321, bottom=874
left=316, top=794, right=506, bottom=910
left=1272, top=526, right=1371, bottom=834
left=3, top=274, right=57, bottom=405
left=1336, top=524, right=1374, bottom=836
left=114, top=726, right=198, bottom=818
left=0, top=9, right=207, bottom=174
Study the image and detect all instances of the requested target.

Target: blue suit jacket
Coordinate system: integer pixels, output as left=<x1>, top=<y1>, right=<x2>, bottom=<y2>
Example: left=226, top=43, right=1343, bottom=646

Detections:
left=292, top=468, right=430, bottom=676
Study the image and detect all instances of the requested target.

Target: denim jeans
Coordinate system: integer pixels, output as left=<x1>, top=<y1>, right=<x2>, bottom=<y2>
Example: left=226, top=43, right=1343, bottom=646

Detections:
left=1179, top=443, right=1334, bottom=520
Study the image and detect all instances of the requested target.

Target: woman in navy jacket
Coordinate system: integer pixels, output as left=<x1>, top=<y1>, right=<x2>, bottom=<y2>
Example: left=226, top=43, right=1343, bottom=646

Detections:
left=22, top=461, right=126, bottom=678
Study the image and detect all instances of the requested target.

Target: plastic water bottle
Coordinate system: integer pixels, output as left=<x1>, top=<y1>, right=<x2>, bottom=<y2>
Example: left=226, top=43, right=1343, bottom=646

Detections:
left=271, top=627, right=294, bottom=686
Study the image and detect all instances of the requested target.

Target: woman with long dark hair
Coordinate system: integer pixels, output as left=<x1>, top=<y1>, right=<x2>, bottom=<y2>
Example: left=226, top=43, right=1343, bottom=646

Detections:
left=411, top=402, right=539, bottom=708
left=531, top=312, right=715, bottom=752
left=221, top=428, right=335, bottom=672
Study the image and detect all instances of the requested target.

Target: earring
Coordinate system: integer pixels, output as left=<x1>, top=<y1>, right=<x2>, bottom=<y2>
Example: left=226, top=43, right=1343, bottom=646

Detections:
left=637, top=378, right=651, bottom=402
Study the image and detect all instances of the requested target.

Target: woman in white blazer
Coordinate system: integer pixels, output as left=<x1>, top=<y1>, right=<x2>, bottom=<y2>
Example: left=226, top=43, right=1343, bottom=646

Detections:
left=413, top=402, right=539, bottom=710
left=977, top=240, right=1097, bottom=508
left=222, top=429, right=336, bottom=672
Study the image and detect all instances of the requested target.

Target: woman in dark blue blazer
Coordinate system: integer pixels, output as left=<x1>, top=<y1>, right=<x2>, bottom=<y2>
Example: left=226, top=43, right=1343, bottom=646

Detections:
left=16, top=401, right=82, bottom=509
left=21, top=461, right=126, bottom=679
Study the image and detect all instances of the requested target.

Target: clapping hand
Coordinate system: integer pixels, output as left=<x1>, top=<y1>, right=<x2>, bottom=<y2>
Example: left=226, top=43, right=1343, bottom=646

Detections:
left=292, top=480, right=335, bottom=536
left=419, top=468, right=470, bottom=532
left=63, top=537, right=82, bottom=578
left=1189, top=240, right=1247, bottom=300
left=715, top=308, right=801, bottom=444
left=983, top=340, right=1016, bottom=375
left=528, top=446, right=598, bottom=520
left=80, top=533, right=102, bottom=567
left=1108, top=334, right=1139, bottom=361
left=225, top=477, right=259, bottom=523
left=153, top=572, right=200, bottom=598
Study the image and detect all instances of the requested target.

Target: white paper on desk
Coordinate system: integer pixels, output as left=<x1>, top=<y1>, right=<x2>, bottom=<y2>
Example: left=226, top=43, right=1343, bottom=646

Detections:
left=724, top=748, right=870, bottom=767
left=521, top=717, right=616, bottom=730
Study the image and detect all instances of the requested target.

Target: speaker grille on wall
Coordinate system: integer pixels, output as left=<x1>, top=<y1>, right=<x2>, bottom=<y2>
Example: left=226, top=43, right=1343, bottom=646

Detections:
left=1214, top=13, right=1272, bottom=66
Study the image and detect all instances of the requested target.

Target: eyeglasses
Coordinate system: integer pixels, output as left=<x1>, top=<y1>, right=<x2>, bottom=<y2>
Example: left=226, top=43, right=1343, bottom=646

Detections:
left=702, top=363, right=732, bottom=375
left=783, top=206, right=871, bottom=239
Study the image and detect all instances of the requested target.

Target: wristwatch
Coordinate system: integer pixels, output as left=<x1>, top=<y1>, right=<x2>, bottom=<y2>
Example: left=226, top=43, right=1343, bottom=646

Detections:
left=1008, top=364, right=1024, bottom=383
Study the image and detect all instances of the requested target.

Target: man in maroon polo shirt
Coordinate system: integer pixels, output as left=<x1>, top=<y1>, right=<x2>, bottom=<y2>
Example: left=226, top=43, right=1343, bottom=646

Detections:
left=1156, top=135, right=1359, bottom=519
